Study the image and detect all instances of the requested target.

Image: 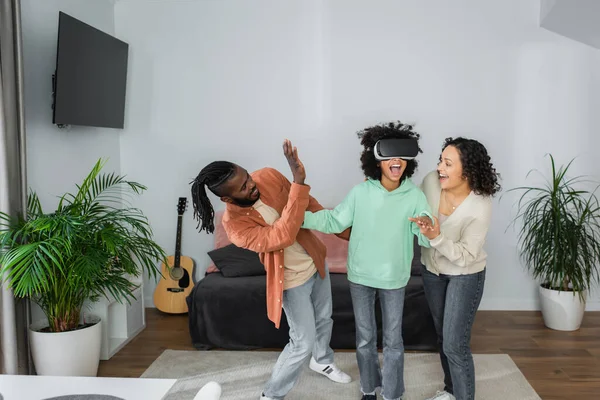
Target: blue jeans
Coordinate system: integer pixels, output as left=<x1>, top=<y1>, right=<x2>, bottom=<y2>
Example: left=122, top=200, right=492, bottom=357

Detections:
left=349, top=281, right=405, bottom=400
left=422, top=266, right=485, bottom=400
left=263, top=268, right=334, bottom=399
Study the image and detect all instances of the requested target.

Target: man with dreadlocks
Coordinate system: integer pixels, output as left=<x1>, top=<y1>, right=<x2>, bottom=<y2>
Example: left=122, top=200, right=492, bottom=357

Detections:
left=190, top=139, right=351, bottom=400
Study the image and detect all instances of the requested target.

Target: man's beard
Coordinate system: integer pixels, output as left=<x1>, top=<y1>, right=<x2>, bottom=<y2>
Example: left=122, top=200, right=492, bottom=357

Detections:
left=232, top=193, right=259, bottom=207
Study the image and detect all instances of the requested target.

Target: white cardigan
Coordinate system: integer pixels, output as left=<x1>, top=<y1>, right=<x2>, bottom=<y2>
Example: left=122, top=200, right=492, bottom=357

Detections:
left=420, top=170, right=492, bottom=275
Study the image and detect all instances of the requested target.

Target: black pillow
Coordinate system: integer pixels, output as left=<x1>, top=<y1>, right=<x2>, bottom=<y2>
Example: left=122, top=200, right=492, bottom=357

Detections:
left=207, top=243, right=266, bottom=277
left=411, top=235, right=424, bottom=276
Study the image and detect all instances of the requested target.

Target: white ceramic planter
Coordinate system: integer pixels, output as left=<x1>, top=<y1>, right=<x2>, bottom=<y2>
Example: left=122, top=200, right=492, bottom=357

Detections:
left=29, top=316, right=102, bottom=376
left=539, top=285, right=587, bottom=331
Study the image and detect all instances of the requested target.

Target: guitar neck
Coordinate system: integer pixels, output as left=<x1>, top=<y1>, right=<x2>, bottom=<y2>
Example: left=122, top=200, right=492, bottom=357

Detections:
left=174, top=214, right=183, bottom=267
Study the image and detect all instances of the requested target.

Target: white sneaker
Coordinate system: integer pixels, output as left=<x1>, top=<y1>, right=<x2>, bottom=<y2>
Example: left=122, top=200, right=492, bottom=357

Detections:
left=309, top=357, right=352, bottom=383
left=425, top=390, right=456, bottom=400
left=193, top=381, right=222, bottom=400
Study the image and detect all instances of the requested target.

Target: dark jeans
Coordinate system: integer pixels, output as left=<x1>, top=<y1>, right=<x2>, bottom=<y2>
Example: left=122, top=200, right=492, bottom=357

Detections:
left=349, top=281, right=405, bottom=400
left=422, top=266, right=485, bottom=400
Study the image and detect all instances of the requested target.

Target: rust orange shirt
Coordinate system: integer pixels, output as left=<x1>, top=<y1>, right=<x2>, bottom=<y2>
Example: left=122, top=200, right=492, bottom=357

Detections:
left=222, top=167, right=331, bottom=328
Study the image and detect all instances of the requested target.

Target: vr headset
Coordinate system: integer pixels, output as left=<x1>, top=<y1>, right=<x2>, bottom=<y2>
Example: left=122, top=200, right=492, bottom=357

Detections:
left=373, top=138, right=419, bottom=161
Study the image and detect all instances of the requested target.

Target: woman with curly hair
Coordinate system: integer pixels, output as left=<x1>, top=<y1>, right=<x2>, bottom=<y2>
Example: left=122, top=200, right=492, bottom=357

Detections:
left=410, top=137, right=501, bottom=400
left=302, top=121, right=434, bottom=400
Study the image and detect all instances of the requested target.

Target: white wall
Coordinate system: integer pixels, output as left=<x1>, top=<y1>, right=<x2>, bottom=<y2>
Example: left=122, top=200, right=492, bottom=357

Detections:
left=114, top=0, right=600, bottom=310
left=114, top=0, right=328, bottom=306
left=20, top=0, right=121, bottom=321
left=21, top=0, right=121, bottom=210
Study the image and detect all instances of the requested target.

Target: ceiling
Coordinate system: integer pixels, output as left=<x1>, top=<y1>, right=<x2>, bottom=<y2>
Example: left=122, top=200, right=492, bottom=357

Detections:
left=540, top=0, right=600, bottom=49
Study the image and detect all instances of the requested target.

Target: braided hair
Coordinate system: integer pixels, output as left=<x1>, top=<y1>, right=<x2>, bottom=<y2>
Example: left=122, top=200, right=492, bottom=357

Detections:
left=190, top=161, right=237, bottom=234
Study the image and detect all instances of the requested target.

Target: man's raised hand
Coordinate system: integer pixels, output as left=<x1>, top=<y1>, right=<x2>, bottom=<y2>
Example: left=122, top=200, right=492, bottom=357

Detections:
left=283, top=139, right=306, bottom=185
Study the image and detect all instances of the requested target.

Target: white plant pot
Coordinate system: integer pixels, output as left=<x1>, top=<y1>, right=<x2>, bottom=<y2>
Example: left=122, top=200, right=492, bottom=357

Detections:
left=539, top=285, right=587, bottom=331
left=29, top=316, right=102, bottom=376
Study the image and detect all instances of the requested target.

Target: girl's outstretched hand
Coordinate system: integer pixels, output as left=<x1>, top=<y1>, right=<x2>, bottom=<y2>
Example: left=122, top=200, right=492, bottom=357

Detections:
left=408, top=216, right=440, bottom=240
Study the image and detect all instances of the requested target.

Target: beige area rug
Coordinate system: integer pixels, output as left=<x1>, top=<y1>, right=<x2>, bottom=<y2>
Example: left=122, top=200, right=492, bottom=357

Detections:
left=142, top=350, right=540, bottom=400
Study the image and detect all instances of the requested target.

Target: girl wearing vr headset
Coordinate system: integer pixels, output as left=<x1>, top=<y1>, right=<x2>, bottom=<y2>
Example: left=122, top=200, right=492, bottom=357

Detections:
left=302, top=121, right=433, bottom=400
left=410, top=137, right=500, bottom=400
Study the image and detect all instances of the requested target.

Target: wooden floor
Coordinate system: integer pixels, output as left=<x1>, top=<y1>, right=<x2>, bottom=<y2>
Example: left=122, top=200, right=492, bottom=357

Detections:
left=98, top=309, right=600, bottom=399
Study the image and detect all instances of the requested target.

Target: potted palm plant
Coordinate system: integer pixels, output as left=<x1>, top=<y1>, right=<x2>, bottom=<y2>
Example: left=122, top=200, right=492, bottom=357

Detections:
left=0, top=159, right=166, bottom=376
left=508, top=154, right=600, bottom=331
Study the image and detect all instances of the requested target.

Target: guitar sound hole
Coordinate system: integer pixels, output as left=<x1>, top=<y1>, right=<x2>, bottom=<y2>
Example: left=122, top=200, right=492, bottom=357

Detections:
left=169, top=267, right=184, bottom=280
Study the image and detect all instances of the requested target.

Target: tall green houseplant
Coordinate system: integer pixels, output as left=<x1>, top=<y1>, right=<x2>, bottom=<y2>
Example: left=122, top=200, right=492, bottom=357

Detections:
left=508, top=154, right=600, bottom=330
left=0, top=159, right=166, bottom=333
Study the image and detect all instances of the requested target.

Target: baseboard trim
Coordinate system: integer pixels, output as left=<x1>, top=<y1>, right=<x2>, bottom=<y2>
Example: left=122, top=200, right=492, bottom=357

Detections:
left=479, top=298, right=539, bottom=310
left=479, top=298, right=600, bottom=311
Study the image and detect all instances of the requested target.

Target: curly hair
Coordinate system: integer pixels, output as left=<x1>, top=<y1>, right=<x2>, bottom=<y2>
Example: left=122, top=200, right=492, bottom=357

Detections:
left=442, top=137, right=501, bottom=196
left=357, top=121, right=422, bottom=182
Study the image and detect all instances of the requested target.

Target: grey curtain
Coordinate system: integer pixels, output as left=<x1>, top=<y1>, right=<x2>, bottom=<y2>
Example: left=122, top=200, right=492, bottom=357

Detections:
left=0, top=0, right=30, bottom=375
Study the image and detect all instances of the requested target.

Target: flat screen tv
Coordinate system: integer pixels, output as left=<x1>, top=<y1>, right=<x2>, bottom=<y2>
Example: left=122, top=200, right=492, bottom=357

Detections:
left=52, top=12, right=129, bottom=129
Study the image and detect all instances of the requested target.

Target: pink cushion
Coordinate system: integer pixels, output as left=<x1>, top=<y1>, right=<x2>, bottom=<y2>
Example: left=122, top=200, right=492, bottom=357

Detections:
left=206, top=264, right=220, bottom=273
left=313, top=231, right=348, bottom=273
left=214, top=211, right=232, bottom=248
left=207, top=210, right=348, bottom=274
left=206, top=212, right=229, bottom=273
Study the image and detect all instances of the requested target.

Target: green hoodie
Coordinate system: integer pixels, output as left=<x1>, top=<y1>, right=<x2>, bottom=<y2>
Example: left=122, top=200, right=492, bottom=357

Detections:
left=302, top=178, right=432, bottom=289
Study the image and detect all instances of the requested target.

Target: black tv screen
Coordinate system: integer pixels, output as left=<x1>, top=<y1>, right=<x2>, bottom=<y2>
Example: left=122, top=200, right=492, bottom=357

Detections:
left=52, top=12, right=129, bottom=129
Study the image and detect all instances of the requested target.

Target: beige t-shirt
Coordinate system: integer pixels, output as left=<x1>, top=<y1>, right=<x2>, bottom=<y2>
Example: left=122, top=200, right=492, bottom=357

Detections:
left=253, top=199, right=317, bottom=290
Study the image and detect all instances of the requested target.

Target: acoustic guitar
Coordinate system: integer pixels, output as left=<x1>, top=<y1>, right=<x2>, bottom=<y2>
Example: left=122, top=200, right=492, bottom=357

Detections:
left=153, top=197, right=195, bottom=314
